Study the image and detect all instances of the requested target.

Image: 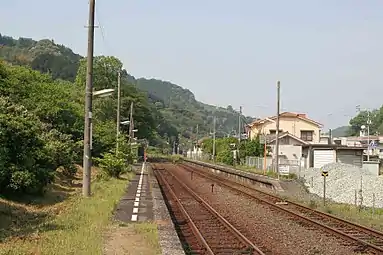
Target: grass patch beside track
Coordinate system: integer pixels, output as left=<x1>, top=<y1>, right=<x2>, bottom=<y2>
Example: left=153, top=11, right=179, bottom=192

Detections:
left=0, top=168, right=132, bottom=255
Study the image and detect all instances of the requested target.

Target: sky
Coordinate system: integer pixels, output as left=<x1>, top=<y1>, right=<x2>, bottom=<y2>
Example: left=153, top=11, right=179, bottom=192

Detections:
left=1, top=0, right=382, bottom=130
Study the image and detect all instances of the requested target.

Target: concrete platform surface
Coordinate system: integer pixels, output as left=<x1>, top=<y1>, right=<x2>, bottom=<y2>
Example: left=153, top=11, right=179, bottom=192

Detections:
left=114, top=163, right=154, bottom=222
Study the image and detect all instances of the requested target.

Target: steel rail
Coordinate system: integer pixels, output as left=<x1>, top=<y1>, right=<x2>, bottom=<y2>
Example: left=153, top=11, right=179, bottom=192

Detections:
left=180, top=163, right=383, bottom=254
left=154, top=164, right=265, bottom=255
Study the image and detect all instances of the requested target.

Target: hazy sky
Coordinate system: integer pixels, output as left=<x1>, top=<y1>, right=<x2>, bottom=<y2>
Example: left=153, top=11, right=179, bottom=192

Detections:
left=1, top=0, right=382, bottom=129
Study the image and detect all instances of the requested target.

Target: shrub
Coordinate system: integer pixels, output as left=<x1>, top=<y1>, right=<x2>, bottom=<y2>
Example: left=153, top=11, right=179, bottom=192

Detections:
left=95, top=151, right=128, bottom=179
left=216, top=150, right=234, bottom=165
left=41, top=128, right=78, bottom=177
left=0, top=98, right=56, bottom=194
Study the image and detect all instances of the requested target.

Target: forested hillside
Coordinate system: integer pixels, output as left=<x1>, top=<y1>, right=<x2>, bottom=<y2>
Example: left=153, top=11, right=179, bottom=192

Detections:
left=0, top=34, right=255, bottom=145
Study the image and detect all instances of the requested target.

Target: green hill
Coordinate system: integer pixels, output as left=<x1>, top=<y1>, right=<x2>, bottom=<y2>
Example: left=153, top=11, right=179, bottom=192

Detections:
left=0, top=33, right=255, bottom=143
left=331, top=126, right=350, bottom=137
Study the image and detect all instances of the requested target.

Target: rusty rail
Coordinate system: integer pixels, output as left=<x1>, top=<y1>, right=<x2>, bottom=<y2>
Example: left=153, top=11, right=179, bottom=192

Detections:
left=153, top=164, right=265, bottom=255
left=180, top=162, right=383, bottom=254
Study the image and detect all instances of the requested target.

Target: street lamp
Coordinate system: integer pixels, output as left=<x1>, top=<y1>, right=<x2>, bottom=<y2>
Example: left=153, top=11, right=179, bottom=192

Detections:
left=84, top=88, right=115, bottom=197
left=90, top=88, right=115, bottom=150
left=93, top=88, right=114, bottom=97
left=357, top=106, right=372, bottom=161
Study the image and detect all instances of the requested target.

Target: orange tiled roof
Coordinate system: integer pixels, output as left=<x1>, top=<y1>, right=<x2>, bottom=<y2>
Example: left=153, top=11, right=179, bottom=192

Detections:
left=248, top=112, right=323, bottom=127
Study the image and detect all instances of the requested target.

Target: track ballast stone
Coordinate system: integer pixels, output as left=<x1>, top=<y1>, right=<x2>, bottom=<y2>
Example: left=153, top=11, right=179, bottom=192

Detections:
left=301, top=163, right=383, bottom=208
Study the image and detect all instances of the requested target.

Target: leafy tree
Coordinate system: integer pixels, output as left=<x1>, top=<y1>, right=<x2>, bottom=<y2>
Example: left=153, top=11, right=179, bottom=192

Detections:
left=348, top=109, right=380, bottom=136
left=0, top=97, right=55, bottom=194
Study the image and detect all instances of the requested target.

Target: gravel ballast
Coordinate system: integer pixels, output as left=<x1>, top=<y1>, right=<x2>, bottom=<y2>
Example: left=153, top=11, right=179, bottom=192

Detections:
left=167, top=163, right=361, bottom=255
left=301, top=163, right=383, bottom=208
left=148, top=165, right=185, bottom=255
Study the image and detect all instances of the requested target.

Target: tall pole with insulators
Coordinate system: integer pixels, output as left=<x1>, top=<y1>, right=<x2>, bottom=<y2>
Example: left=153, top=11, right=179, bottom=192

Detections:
left=116, top=71, right=121, bottom=152
left=275, top=81, right=281, bottom=179
left=212, top=115, right=216, bottom=162
left=367, top=111, right=371, bottom=161
left=238, top=106, right=242, bottom=163
left=128, top=102, right=134, bottom=144
left=82, top=0, right=96, bottom=197
left=238, top=106, right=242, bottom=143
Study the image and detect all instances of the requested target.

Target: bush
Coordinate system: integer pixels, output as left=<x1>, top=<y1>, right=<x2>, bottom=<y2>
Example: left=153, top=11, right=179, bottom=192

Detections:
left=41, top=128, right=78, bottom=177
left=95, top=151, right=129, bottom=179
left=216, top=150, right=234, bottom=165
left=0, top=98, right=56, bottom=194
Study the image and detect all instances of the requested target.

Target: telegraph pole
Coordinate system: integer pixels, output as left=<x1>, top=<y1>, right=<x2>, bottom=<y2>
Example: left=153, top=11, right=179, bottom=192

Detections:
left=237, top=106, right=242, bottom=164
left=128, top=102, right=134, bottom=144
left=82, top=0, right=96, bottom=197
left=196, top=124, right=199, bottom=144
left=275, top=81, right=281, bottom=179
left=367, top=111, right=371, bottom=161
left=116, top=71, right=121, bottom=152
left=238, top=106, right=242, bottom=143
left=212, top=115, right=216, bottom=162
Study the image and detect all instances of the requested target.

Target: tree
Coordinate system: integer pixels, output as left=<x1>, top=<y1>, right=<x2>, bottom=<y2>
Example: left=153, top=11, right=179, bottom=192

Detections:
left=0, top=98, right=55, bottom=194
left=348, top=109, right=380, bottom=136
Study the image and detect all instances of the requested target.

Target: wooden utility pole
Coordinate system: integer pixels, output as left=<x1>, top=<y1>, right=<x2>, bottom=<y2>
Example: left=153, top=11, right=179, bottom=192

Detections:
left=237, top=106, right=242, bottom=164
left=116, top=71, right=121, bottom=152
left=128, top=102, right=134, bottom=144
left=238, top=106, right=242, bottom=144
left=275, top=81, right=281, bottom=180
left=82, top=0, right=96, bottom=197
left=212, top=115, right=216, bottom=162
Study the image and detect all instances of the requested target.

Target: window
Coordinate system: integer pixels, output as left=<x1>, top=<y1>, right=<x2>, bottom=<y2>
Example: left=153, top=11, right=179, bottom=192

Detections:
left=300, top=130, right=313, bottom=141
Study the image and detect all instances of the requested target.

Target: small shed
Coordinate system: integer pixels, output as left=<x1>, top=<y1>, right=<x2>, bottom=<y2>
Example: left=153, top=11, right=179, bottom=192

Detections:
left=302, top=144, right=365, bottom=169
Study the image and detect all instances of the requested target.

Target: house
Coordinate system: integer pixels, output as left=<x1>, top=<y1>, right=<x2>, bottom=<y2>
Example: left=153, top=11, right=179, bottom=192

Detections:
left=247, top=112, right=323, bottom=144
left=333, top=135, right=382, bottom=159
left=260, top=131, right=308, bottom=158
left=302, top=144, right=365, bottom=169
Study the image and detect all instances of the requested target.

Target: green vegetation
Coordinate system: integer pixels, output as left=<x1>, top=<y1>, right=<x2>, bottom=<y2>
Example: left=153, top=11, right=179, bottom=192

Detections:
left=330, top=125, right=350, bottom=137
left=132, top=222, right=161, bottom=252
left=0, top=34, right=256, bottom=151
left=348, top=107, right=383, bottom=136
left=0, top=34, right=165, bottom=253
left=0, top=175, right=131, bottom=255
left=299, top=199, right=383, bottom=232
left=200, top=136, right=265, bottom=165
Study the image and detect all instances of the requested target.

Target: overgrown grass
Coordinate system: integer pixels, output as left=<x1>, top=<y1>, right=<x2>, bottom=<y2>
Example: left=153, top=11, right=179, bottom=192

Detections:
left=133, top=222, right=161, bottom=252
left=0, top=172, right=132, bottom=255
left=192, top=158, right=297, bottom=180
left=302, top=199, right=383, bottom=231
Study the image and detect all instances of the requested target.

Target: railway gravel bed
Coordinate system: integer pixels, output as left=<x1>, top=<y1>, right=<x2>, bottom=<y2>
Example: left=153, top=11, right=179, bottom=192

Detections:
left=154, top=164, right=263, bottom=254
left=181, top=162, right=383, bottom=253
left=164, top=163, right=366, bottom=255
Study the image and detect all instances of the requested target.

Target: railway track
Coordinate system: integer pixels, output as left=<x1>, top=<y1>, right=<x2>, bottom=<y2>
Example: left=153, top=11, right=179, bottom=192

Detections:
left=153, top=163, right=265, bottom=255
left=180, top=162, right=383, bottom=254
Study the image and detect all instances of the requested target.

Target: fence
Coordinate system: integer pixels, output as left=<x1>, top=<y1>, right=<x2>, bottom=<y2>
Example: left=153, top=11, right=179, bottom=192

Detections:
left=245, top=156, right=303, bottom=176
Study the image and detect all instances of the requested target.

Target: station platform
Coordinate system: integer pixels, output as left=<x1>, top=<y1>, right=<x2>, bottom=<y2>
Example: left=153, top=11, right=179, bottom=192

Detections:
left=114, top=163, right=154, bottom=222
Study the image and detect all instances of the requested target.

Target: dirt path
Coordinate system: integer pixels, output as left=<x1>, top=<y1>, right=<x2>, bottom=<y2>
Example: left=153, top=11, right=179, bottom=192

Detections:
left=103, top=222, right=161, bottom=255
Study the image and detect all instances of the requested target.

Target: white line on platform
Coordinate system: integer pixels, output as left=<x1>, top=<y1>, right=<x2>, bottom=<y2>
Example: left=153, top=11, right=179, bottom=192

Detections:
left=131, top=162, right=146, bottom=222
